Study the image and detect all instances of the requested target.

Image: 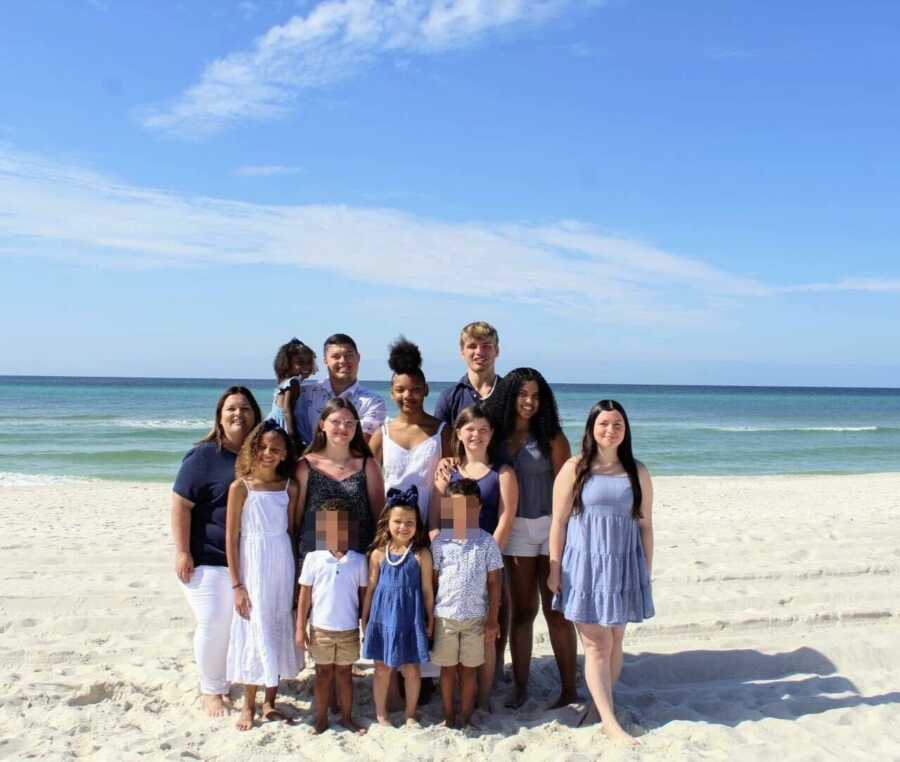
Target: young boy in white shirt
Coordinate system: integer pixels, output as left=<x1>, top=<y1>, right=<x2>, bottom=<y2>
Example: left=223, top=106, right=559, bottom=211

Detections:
left=296, top=498, right=368, bottom=735
left=431, top=479, right=503, bottom=727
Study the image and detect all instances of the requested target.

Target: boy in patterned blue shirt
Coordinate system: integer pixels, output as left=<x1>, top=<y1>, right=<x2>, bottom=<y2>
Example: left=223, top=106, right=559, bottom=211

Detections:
left=430, top=479, right=503, bottom=727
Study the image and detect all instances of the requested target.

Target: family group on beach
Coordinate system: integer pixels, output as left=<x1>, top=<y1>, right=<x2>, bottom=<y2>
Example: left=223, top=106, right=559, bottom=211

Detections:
left=169, top=321, right=655, bottom=746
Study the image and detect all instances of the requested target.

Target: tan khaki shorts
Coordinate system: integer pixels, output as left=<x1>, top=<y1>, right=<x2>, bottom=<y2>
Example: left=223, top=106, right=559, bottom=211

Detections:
left=309, top=627, right=360, bottom=666
left=431, top=617, right=486, bottom=668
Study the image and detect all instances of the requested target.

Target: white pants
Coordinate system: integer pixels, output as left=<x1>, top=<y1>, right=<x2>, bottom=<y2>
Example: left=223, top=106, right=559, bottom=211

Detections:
left=180, top=565, right=234, bottom=695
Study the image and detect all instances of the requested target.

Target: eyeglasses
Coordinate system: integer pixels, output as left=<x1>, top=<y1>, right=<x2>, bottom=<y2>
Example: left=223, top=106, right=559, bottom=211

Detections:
left=324, top=418, right=358, bottom=429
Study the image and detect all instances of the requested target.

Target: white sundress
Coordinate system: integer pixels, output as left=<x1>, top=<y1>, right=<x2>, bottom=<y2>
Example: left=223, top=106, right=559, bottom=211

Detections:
left=226, top=480, right=303, bottom=687
left=381, top=420, right=446, bottom=528
left=381, top=420, right=445, bottom=678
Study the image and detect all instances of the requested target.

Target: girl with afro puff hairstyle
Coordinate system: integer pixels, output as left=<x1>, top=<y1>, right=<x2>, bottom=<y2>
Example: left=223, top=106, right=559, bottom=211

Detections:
left=487, top=368, right=577, bottom=710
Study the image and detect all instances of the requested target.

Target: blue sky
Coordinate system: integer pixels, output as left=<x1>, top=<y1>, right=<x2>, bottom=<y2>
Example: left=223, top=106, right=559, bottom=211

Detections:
left=1, top=0, right=898, bottom=386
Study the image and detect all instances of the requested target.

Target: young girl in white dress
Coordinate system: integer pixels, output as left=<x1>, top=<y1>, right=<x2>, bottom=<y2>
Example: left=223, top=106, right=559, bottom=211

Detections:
left=225, top=421, right=303, bottom=731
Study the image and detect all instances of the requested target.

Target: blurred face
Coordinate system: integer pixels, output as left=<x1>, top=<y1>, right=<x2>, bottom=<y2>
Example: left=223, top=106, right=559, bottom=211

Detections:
left=440, top=495, right=481, bottom=538
left=391, top=374, right=428, bottom=414
left=320, top=409, right=358, bottom=444
left=256, top=430, right=287, bottom=470
left=325, top=343, right=360, bottom=384
left=457, top=417, right=493, bottom=453
left=593, top=409, right=626, bottom=450
left=515, top=380, right=540, bottom=421
left=460, top=336, right=498, bottom=374
left=219, top=394, right=256, bottom=444
left=387, top=507, right=418, bottom=545
left=316, top=510, right=350, bottom=552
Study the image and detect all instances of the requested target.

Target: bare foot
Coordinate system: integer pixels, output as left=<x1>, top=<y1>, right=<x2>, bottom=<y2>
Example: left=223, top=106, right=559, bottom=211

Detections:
left=339, top=716, right=366, bottom=736
left=261, top=703, right=296, bottom=725
left=602, top=724, right=638, bottom=746
left=202, top=694, right=229, bottom=718
left=405, top=716, right=420, bottom=728
left=441, top=714, right=457, bottom=729
left=545, top=691, right=578, bottom=710
left=504, top=685, right=527, bottom=709
left=314, top=715, right=329, bottom=734
left=376, top=714, right=393, bottom=728
left=463, top=711, right=481, bottom=729
left=235, top=705, right=255, bottom=731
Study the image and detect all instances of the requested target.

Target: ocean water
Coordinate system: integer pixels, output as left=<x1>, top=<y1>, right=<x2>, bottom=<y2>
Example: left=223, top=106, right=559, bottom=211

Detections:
left=1, top=376, right=898, bottom=484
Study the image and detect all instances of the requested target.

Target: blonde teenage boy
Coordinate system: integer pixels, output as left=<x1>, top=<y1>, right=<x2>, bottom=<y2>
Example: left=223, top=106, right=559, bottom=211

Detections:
left=434, top=321, right=502, bottom=427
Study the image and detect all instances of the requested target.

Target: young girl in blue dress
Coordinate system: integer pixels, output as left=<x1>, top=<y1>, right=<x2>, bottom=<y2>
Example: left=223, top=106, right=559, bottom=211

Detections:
left=361, top=485, right=434, bottom=727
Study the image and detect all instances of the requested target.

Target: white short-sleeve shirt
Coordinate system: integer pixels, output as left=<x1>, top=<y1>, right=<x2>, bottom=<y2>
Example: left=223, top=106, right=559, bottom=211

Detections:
left=299, top=550, right=368, bottom=630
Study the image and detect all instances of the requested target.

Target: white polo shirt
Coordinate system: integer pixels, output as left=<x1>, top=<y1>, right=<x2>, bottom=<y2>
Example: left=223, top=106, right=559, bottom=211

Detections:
left=299, top=550, right=368, bottom=631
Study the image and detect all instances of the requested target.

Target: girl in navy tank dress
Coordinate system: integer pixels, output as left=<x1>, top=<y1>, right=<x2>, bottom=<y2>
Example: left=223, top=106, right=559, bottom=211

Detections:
left=548, top=400, right=654, bottom=746
left=362, top=486, right=434, bottom=727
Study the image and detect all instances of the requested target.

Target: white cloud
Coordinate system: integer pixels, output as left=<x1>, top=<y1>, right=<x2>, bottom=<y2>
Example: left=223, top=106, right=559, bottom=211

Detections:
left=234, top=164, right=304, bottom=176
left=1, top=146, right=886, bottom=325
left=139, top=0, right=577, bottom=137
left=782, top=278, right=900, bottom=294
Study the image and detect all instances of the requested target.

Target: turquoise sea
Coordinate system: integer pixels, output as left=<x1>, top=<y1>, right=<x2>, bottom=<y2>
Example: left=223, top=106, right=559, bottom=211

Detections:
left=1, top=376, right=899, bottom=483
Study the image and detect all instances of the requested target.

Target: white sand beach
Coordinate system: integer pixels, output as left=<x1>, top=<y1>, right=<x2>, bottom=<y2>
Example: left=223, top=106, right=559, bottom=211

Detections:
left=1, top=473, right=898, bottom=761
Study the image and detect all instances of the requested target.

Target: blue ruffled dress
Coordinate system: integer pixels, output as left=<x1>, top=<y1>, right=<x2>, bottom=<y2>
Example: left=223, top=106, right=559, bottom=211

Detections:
left=553, top=474, right=654, bottom=625
left=363, top=549, right=430, bottom=667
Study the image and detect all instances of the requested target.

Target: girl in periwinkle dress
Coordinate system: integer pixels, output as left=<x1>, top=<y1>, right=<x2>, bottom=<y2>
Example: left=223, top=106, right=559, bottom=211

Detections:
left=548, top=400, right=654, bottom=746
left=225, top=421, right=303, bottom=731
left=361, top=486, right=435, bottom=727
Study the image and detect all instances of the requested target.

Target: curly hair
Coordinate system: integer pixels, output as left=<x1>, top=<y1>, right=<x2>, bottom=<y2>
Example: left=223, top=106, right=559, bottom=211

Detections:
left=387, top=335, right=425, bottom=383
left=235, top=420, right=296, bottom=479
left=369, top=502, right=428, bottom=554
left=572, top=400, right=642, bottom=519
left=273, top=338, right=316, bottom=382
left=487, top=368, right=562, bottom=459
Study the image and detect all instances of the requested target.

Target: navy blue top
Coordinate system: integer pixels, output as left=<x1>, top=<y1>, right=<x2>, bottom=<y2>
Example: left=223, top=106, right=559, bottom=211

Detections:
left=173, top=442, right=237, bottom=567
left=434, top=373, right=503, bottom=427
left=449, top=465, right=501, bottom=535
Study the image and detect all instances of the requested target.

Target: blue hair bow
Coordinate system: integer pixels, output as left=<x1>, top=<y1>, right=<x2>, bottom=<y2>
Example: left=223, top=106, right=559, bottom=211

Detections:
left=385, top=485, right=419, bottom=508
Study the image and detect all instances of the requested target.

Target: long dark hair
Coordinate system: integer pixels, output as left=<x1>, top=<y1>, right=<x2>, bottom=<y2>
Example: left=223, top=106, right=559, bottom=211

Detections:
left=236, top=420, right=296, bottom=479
left=453, top=403, right=499, bottom=464
left=488, top=367, right=562, bottom=458
left=572, top=400, right=642, bottom=519
left=196, top=386, right=262, bottom=449
left=304, top=397, right=372, bottom=459
left=369, top=503, right=428, bottom=554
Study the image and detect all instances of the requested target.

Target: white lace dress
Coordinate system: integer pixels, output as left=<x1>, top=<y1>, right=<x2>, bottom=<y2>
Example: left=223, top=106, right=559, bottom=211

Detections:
left=381, top=420, right=445, bottom=528
left=226, top=481, right=302, bottom=687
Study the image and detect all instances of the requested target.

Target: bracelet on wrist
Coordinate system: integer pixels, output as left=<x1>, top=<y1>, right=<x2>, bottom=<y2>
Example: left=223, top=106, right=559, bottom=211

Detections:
left=232, top=583, right=244, bottom=590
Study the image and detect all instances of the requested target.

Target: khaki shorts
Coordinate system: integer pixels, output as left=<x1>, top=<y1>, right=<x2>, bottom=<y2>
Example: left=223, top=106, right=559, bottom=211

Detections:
left=431, top=617, right=486, bottom=668
left=309, top=627, right=360, bottom=666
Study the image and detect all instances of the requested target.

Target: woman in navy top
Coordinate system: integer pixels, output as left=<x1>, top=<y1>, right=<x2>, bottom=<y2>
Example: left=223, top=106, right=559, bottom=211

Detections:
left=171, top=386, right=261, bottom=717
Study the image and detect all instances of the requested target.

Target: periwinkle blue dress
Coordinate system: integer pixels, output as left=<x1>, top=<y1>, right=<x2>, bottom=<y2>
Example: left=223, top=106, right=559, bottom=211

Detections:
left=363, top=549, right=430, bottom=667
left=553, top=474, right=654, bottom=626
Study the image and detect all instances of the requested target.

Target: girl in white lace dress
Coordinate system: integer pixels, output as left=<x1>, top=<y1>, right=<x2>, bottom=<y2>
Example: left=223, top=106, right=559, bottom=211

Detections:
left=225, top=421, right=303, bottom=731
